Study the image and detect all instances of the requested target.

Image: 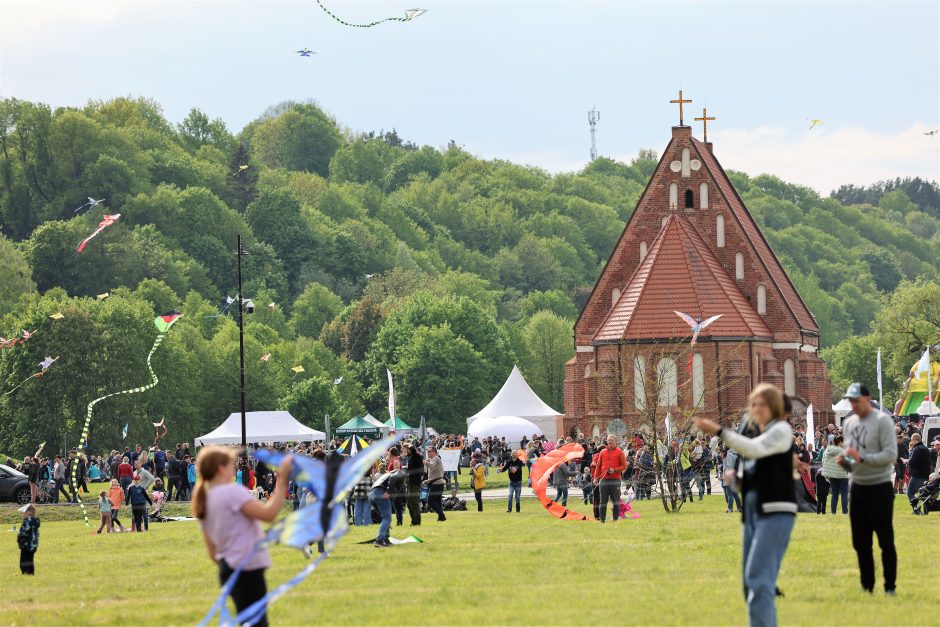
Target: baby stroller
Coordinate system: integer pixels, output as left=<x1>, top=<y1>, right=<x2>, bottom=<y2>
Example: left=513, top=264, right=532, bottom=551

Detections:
left=912, top=477, right=940, bottom=515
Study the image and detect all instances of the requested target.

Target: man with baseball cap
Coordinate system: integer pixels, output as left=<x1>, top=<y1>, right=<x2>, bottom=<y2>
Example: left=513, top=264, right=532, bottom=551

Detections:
left=840, top=382, right=898, bottom=595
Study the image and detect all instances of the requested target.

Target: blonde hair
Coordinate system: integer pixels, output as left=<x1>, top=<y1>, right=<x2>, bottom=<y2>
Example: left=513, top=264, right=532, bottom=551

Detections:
left=191, top=446, right=237, bottom=520
left=747, top=383, right=785, bottom=426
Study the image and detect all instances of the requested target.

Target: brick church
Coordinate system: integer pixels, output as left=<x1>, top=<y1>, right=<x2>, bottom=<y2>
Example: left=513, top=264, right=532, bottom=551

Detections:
left=563, top=96, right=833, bottom=437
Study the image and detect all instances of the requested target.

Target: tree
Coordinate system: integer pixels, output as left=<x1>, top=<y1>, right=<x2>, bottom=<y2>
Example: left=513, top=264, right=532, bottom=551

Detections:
left=291, top=282, right=343, bottom=338
left=872, top=278, right=940, bottom=392
left=245, top=190, right=316, bottom=290
left=250, top=104, right=342, bottom=176
left=279, top=377, right=335, bottom=432
left=224, top=143, right=258, bottom=211
left=0, top=234, right=35, bottom=314
left=518, top=289, right=578, bottom=320
left=518, top=312, right=574, bottom=410
left=859, top=249, right=902, bottom=293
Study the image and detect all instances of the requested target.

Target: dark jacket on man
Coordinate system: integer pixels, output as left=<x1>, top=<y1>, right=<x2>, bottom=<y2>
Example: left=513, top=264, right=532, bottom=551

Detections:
left=908, top=442, right=931, bottom=479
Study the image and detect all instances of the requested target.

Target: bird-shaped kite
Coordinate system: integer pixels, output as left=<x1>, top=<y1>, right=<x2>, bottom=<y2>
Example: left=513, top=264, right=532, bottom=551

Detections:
left=296, top=48, right=317, bottom=57
left=924, top=130, right=939, bottom=136
left=314, top=0, right=426, bottom=28
left=73, top=197, right=106, bottom=214
left=6, top=356, right=59, bottom=395
left=1, top=329, right=34, bottom=348
left=673, top=311, right=723, bottom=346
left=49, top=312, right=65, bottom=321
left=333, top=377, right=343, bottom=385
left=260, top=352, right=272, bottom=362
left=808, top=119, right=823, bottom=130
left=76, top=214, right=120, bottom=253
left=199, top=434, right=404, bottom=627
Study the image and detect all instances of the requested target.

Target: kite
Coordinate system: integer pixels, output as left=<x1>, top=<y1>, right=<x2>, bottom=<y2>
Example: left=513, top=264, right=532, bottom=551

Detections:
left=71, top=310, right=181, bottom=526
left=333, top=377, right=342, bottom=385
left=291, top=365, right=305, bottom=379
left=234, top=165, right=250, bottom=176
left=530, top=443, right=593, bottom=521
left=206, top=296, right=234, bottom=318
left=925, top=130, right=939, bottom=136
left=49, top=312, right=65, bottom=321
left=1, top=329, right=34, bottom=348
left=199, top=434, right=404, bottom=627
left=6, top=356, right=59, bottom=396
left=673, top=311, right=722, bottom=347
left=267, top=302, right=276, bottom=311
left=808, top=119, right=823, bottom=130
left=296, top=48, right=317, bottom=57
left=73, top=197, right=105, bottom=214
left=260, top=353, right=272, bottom=362
left=122, top=424, right=128, bottom=440
left=97, top=293, right=110, bottom=301
left=153, top=419, right=168, bottom=446
left=34, top=441, right=46, bottom=459
left=76, top=213, right=120, bottom=253
left=314, top=0, right=426, bottom=28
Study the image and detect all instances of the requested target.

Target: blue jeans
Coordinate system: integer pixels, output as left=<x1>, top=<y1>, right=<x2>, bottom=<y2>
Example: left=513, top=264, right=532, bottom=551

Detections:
left=907, top=476, right=926, bottom=510
left=742, top=492, right=794, bottom=627
left=507, top=481, right=521, bottom=511
left=373, top=491, right=392, bottom=541
left=555, top=484, right=568, bottom=506
left=724, top=485, right=742, bottom=512
left=829, top=477, right=848, bottom=514
left=354, top=497, right=371, bottom=526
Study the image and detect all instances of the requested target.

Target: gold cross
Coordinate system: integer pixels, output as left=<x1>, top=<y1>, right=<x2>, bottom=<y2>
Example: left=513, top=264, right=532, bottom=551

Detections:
left=695, top=107, right=716, bottom=142
left=670, top=89, right=692, bottom=126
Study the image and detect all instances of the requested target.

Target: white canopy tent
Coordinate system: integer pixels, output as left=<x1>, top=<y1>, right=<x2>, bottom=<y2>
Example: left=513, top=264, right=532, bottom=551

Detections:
left=467, top=366, right=562, bottom=441
left=831, top=398, right=853, bottom=417
left=195, top=411, right=325, bottom=446
left=362, top=413, right=391, bottom=435
left=467, top=416, right=542, bottom=449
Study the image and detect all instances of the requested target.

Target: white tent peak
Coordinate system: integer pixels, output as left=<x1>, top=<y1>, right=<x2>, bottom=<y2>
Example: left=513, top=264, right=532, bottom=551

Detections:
left=468, top=365, right=561, bottom=423
left=195, top=411, right=325, bottom=446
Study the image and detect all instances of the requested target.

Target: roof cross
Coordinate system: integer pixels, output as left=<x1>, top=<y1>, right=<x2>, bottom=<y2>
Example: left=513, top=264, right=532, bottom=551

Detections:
left=695, top=107, right=716, bottom=143
left=670, top=90, right=692, bottom=126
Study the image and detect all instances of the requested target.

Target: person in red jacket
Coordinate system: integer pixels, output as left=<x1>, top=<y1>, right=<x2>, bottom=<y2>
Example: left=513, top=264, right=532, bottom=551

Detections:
left=593, top=435, right=627, bottom=522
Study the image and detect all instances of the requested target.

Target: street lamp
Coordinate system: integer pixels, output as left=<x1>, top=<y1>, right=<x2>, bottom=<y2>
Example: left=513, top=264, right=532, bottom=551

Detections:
left=237, top=235, right=249, bottom=459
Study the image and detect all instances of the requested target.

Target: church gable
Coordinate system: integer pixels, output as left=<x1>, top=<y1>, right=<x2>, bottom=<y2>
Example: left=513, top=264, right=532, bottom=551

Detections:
left=576, top=123, right=818, bottom=347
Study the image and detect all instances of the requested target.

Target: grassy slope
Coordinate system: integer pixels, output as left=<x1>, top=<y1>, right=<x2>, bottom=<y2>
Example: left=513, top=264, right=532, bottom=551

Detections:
left=2, top=496, right=937, bottom=626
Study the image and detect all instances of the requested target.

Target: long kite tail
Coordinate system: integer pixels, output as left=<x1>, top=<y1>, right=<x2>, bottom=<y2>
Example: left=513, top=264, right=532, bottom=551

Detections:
left=71, top=333, right=165, bottom=526
left=232, top=553, right=330, bottom=626
left=5, top=372, right=41, bottom=396
left=314, top=0, right=407, bottom=27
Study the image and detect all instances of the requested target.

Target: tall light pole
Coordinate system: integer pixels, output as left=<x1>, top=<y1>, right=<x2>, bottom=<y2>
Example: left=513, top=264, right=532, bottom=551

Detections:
left=237, top=235, right=248, bottom=458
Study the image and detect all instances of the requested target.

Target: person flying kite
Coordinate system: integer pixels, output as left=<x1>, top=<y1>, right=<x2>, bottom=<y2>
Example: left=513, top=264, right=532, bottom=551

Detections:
left=76, top=214, right=120, bottom=253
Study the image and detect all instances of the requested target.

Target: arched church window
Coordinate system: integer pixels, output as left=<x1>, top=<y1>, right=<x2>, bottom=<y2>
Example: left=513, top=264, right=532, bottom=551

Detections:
left=783, top=359, right=796, bottom=396
left=700, top=183, right=709, bottom=209
left=684, top=189, right=694, bottom=208
left=669, top=183, right=678, bottom=208
left=735, top=252, right=744, bottom=281
left=692, top=353, right=705, bottom=408
left=757, top=285, right=767, bottom=315
left=716, top=214, right=725, bottom=248
left=640, top=241, right=648, bottom=261
left=656, top=357, right=678, bottom=407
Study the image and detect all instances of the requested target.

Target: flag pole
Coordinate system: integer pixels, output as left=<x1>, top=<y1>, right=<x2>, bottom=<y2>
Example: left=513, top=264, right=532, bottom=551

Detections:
left=877, top=347, right=883, bottom=411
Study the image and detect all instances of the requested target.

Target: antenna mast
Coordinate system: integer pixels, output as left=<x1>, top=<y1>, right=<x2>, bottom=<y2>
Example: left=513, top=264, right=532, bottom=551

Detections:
left=588, top=106, right=600, bottom=160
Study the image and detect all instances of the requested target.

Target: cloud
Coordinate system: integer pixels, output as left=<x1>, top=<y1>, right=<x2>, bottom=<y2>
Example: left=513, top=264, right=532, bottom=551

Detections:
left=703, top=123, right=940, bottom=193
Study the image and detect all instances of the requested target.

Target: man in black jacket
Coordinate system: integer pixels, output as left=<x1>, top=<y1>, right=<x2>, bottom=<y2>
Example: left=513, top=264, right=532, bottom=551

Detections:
left=906, top=434, right=931, bottom=514
left=167, top=453, right=181, bottom=501
left=405, top=445, right=423, bottom=526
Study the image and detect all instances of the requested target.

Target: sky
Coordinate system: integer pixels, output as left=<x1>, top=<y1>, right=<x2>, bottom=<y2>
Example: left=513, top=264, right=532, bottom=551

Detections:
left=1, top=0, right=938, bottom=193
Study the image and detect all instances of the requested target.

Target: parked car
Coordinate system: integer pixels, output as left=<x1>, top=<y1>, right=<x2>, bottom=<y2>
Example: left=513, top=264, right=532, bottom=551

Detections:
left=0, top=464, right=31, bottom=504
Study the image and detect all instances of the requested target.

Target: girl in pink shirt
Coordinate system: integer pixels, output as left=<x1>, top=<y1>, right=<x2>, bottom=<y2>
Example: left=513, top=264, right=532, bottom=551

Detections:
left=193, top=447, right=291, bottom=627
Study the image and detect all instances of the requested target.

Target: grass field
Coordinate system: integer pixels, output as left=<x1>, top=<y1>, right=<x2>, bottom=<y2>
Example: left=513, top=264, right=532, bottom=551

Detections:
left=2, top=495, right=937, bottom=626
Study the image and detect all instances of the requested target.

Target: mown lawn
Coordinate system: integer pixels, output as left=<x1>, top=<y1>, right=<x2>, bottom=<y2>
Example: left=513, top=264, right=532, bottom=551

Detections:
left=2, top=496, right=937, bottom=626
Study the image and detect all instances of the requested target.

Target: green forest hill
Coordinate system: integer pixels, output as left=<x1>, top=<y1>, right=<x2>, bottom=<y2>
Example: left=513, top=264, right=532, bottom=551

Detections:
left=0, top=97, right=938, bottom=455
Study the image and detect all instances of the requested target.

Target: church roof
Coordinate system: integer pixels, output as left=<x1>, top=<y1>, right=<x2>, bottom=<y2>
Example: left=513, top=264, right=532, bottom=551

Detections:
left=594, top=213, right=772, bottom=343
left=691, top=137, right=818, bottom=331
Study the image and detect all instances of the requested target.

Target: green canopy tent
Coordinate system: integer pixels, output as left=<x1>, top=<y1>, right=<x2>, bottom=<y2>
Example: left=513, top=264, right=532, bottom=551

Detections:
left=384, top=416, right=414, bottom=434
left=334, top=416, right=383, bottom=439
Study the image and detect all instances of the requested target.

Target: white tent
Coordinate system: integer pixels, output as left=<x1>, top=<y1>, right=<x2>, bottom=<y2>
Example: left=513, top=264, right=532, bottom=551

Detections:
left=831, top=398, right=853, bottom=417
left=195, top=411, right=325, bottom=446
left=362, top=413, right=391, bottom=435
left=467, top=366, right=562, bottom=440
left=467, top=416, right=542, bottom=449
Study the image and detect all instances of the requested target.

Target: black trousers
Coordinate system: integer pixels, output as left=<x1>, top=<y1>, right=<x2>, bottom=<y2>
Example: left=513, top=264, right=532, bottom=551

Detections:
left=427, top=483, right=446, bottom=520
left=219, top=561, right=268, bottom=627
left=53, top=479, right=71, bottom=503
left=473, top=488, right=483, bottom=511
left=392, top=495, right=405, bottom=525
left=20, top=549, right=35, bottom=574
left=405, top=485, right=421, bottom=525
left=167, top=476, right=178, bottom=501
left=815, top=476, right=830, bottom=514
left=132, top=506, right=146, bottom=531
left=850, top=482, right=897, bottom=592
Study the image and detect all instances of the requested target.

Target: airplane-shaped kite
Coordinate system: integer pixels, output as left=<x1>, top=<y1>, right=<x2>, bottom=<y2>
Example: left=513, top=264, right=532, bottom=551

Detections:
left=673, top=311, right=723, bottom=346
left=73, top=197, right=106, bottom=214
left=296, top=48, right=317, bottom=57
left=925, top=130, right=939, bottom=136
left=76, top=214, right=121, bottom=253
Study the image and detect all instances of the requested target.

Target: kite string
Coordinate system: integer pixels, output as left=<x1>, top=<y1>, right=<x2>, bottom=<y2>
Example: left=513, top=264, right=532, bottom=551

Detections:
left=314, top=0, right=404, bottom=28
left=232, top=552, right=330, bottom=627
left=71, top=333, right=164, bottom=527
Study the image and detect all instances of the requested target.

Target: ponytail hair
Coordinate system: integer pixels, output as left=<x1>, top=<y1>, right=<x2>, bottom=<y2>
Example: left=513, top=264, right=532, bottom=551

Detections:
left=191, top=446, right=236, bottom=520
